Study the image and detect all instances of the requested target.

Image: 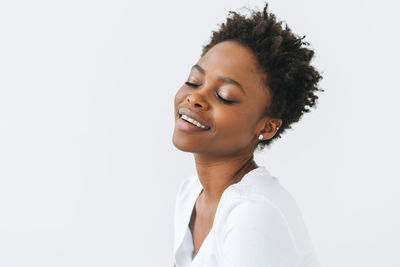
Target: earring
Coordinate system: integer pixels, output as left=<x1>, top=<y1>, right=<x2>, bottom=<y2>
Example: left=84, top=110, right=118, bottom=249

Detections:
left=258, top=134, right=263, bottom=140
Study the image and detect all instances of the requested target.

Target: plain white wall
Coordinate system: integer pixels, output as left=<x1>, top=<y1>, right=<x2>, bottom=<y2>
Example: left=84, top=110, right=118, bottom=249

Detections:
left=0, top=0, right=399, bottom=266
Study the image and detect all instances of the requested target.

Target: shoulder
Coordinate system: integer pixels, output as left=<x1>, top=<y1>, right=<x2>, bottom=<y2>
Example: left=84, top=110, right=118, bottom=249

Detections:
left=223, top=166, right=308, bottom=232
left=175, top=173, right=198, bottom=201
left=173, top=173, right=199, bottom=253
left=221, top=194, right=292, bottom=241
left=217, top=195, right=303, bottom=267
left=174, top=173, right=201, bottom=217
left=219, top=166, right=300, bottom=225
left=213, top=167, right=319, bottom=267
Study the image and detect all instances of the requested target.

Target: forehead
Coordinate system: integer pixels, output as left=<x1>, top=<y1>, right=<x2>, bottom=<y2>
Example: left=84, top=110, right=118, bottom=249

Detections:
left=197, top=40, right=266, bottom=92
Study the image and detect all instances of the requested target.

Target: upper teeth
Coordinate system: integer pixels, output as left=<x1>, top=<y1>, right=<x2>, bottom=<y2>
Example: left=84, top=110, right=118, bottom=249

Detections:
left=181, top=114, right=208, bottom=129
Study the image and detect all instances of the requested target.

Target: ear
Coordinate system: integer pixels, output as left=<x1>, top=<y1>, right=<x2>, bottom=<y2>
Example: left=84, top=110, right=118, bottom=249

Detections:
left=257, top=117, right=282, bottom=141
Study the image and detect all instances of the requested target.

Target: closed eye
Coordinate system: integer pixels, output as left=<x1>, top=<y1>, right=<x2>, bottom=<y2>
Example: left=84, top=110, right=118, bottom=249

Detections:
left=216, top=93, right=234, bottom=104
left=185, top=81, right=200, bottom=88
left=185, top=81, right=235, bottom=105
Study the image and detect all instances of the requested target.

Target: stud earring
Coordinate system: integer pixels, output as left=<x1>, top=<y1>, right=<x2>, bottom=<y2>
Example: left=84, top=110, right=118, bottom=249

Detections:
left=258, top=134, right=263, bottom=140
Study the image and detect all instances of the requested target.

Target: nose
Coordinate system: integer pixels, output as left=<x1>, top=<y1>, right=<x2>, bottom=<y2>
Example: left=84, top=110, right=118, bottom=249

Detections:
left=186, top=93, right=209, bottom=110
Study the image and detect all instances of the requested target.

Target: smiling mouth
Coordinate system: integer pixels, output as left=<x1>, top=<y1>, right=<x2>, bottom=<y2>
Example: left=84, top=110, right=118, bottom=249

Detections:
left=178, top=113, right=211, bottom=130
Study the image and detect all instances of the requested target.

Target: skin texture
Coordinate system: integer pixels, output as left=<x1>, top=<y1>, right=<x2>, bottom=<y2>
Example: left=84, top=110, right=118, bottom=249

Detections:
left=172, top=40, right=282, bottom=257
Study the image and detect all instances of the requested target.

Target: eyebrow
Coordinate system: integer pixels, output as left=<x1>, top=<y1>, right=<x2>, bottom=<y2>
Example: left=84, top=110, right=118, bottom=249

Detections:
left=192, top=64, right=246, bottom=95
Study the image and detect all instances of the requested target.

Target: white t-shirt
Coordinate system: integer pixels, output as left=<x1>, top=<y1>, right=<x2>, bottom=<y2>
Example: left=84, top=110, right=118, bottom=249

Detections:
left=173, top=166, right=320, bottom=267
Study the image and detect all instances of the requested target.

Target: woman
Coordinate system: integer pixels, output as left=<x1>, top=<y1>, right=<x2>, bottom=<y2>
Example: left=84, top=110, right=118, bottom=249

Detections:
left=172, top=3, right=323, bottom=267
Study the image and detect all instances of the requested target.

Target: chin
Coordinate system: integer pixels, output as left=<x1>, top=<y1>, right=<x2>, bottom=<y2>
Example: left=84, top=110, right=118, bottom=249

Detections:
left=171, top=132, right=196, bottom=153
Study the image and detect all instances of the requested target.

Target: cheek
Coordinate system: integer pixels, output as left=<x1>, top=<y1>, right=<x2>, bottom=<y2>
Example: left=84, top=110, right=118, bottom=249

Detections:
left=174, top=88, right=186, bottom=105
left=215, top=107, right=255, bottom=134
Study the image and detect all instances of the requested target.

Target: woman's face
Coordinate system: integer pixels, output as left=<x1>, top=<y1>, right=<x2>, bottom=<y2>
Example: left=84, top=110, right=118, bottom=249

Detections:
left=172, top=40, right=274, bottom=157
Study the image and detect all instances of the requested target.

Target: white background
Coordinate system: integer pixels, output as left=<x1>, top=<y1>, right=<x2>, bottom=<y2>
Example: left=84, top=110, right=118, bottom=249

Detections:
left=0, top=0, right=399, bottom=266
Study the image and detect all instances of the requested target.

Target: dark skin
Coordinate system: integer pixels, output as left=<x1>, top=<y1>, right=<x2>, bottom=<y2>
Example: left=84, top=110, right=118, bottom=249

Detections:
left=172, top=40, right=282, bottom=262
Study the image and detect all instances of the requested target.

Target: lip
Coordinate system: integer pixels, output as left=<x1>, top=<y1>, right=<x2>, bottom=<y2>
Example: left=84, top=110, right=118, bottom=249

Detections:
left=177, top=107, right=211, bottom=130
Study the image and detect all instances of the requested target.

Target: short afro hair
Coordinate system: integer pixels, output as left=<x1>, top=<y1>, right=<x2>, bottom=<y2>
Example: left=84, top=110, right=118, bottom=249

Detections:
left=201, top=2, right=324, bottom=150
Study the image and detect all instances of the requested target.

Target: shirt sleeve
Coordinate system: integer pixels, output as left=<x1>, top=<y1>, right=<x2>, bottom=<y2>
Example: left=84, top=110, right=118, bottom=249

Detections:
left=222, top=198, right=302, bottom=267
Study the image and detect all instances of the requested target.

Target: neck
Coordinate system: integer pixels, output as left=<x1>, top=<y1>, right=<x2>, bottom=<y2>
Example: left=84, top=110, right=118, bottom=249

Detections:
left=193, top=153, right=258, bottom=205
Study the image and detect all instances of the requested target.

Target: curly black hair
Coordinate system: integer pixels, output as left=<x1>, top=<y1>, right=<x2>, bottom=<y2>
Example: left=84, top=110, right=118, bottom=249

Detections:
left=201, top=2, right=324, bottom=150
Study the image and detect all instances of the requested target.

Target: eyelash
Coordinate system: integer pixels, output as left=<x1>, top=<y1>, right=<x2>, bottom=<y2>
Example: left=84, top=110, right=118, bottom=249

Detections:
left=184, top=82, right=234, bottom=105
